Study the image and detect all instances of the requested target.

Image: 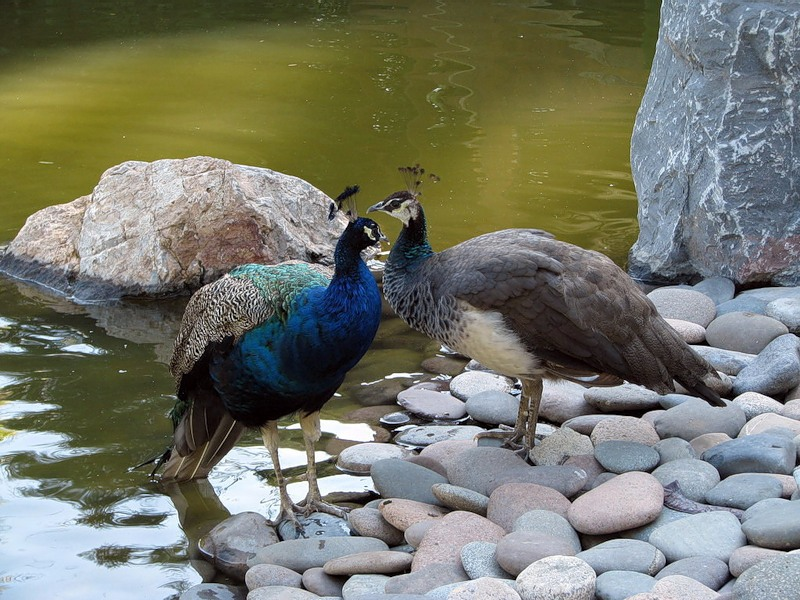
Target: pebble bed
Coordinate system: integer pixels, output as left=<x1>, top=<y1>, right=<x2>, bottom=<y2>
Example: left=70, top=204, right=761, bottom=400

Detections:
left=179, top=278, right=800, bottom=600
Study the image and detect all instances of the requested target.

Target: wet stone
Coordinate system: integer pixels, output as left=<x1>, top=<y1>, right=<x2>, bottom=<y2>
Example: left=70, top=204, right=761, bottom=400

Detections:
left=178, top=583, right=246, bottom=600
left=421, top=355, right=468, bottom=376
left=277, top=512, right=350, bottom=541
left=337, top=441, right=414, bottom=474
left=397, top=382, right=467, bottom=421
left=370, top=458, right=448, bottom=506
left=198, top=511, right=279, bottom=580
left=704, top=473, right=784, bottom=510
left=594, top=440, right=660, bottom=474
left=394, top=425, right=486, bottom=448
left=380, top=411, right=413, bottom=426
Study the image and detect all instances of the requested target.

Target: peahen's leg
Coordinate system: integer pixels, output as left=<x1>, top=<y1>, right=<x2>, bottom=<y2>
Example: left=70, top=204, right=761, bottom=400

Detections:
left=260, top=421, right=301, bottom=525
left=297, top=411, right=347, bottom=518
left=521, top=377, right=543, bottom=457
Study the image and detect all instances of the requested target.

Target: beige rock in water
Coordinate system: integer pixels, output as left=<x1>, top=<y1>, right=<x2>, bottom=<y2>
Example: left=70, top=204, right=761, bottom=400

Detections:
left=0, top=156, right=345, bottom=300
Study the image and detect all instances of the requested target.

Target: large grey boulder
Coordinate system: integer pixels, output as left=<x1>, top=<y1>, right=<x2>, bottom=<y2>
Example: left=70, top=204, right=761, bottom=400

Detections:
left=0, top=156, right=346, bottom=300
left=629, top=0, right=800, bottom=287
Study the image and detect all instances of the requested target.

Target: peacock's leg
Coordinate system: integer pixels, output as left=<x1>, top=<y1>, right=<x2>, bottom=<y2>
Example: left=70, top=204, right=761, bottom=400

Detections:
left=297, top=411, right=347, bottom=518
left=260, top=421, right=302, bottom=525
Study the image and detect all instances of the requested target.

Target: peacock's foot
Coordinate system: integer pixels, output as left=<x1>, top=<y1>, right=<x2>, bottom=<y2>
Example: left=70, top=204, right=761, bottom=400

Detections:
left=296, top=496, right=350, bottom=519
left=474, top=427, right=532, bottom=460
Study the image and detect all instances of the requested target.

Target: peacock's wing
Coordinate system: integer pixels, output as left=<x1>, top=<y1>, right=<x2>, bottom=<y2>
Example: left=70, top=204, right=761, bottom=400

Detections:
left=160, top=262, right=332, bottom=482
left=428, top=229, right=710, bottom=393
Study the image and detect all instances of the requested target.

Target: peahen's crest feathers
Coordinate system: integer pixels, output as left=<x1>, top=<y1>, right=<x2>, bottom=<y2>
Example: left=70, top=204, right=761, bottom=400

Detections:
left=399, top=164, right=440, bottom=198
left=329, top=185, right=361, bottom=222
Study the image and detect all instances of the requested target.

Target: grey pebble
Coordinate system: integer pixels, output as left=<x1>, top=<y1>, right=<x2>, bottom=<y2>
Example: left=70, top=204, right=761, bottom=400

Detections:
left=655, top=556, right=730, bottom=590
left=576, top=539, right=665, bottom=575
left=530, top=427, right=594, bottom=466
left=370, top=458, right=448, bottom=506
left=459, top=541, right=514, bottom=580
left=347, top=507, right=405, bottom=547
left=704, top=473, right=784, bottom=509
left=648, top=511, right=747, bottom=563
left=647, top=287, right=717, bottom=326
left=384, top=562, right=469, bottom=595
left=512, top=509, right=582, bottom=554
left=692, top=277, right=736, bottom=305
left=337, top=442, right=414, bottom=474
left=653, top=437, right=696, bottom=464
left=732, top=333, right=800, bottom=397
left=198, top=511, right=279, bottom=580
left=445, top=446, right=527, bottom=496
left=701, top=432, right=797, bottom=477
left=465, top=389, right=519, bottom=426
left=595, top=571, right=657, bottom=600
left=653, top=399, right=746, bottom=441
left=449, top=370, right=515, bottom=400
left=301, top=567, right=347, bottom=597
left=245, top=563, right=302, bottom=591
left=396, top=382, right=467, bottom=420
left=245, top=586, right=318, bottom=600
left=495, top=531, right=578, bottom=576
left=706, top=311, right=789, bottom=354
left=178, top=583, right=246, bottom=600
left=715, top=295, right=770, bottom=317
left=741, top=499, right=800, bottom=550
left=247, top=536, right=388, bottom=571
left=594, top=440, right=660, bottom=474
left=732, top=554, right=800, bottom=600
left=584, top=383, right=662, bottom=413
left=431, top=483, right=489, bottom=515
left=341, top=574, right=390, bottom=599
left=765, top=297, right=800, bottom=333
left=651, top=458, right=720, bottom=502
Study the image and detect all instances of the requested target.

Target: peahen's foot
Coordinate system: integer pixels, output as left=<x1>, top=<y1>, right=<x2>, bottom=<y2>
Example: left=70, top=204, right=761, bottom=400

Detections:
left=297, top=494, right=350, bottom=519
left=474, top=426, right=531, bottom=459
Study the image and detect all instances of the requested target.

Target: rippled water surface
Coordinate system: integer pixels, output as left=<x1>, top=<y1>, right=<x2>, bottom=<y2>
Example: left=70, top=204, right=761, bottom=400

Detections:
left=0, top=1, right=658, bottom=597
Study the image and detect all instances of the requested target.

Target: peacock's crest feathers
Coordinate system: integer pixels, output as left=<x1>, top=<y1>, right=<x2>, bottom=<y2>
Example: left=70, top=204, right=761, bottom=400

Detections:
left=169, top=261, right=332, bottom=381
left=329, top=185, right=361, bottom=222
left=399, top=164, right=440, bottom=198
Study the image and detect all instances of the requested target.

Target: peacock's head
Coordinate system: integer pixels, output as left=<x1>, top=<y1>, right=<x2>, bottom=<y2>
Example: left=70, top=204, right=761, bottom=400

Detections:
left=348, top=216, right=388, bottom=250
left=367, top=190, right=421, bottom=226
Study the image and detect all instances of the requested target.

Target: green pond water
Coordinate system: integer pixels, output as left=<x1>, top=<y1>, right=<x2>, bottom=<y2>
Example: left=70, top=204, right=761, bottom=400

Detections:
left=0, top=1, right=659, bottom=598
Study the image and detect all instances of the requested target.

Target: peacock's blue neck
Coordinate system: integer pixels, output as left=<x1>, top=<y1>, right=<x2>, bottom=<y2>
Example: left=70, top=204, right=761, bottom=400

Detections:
left=390, top=210, right=434, bottom=270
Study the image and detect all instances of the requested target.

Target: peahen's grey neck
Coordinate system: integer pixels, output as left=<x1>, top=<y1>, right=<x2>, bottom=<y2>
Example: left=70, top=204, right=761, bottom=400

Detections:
left=388, top=209, right=434, bottom=270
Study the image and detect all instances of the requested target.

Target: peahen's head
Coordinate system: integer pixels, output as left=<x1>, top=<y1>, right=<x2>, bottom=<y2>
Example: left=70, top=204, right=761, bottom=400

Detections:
left=367, top=190, right=422, bottom=226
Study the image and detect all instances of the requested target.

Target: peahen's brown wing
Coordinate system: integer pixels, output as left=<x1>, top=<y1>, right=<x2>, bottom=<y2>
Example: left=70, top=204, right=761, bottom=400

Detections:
left=428, top=229, right=722, bottom=403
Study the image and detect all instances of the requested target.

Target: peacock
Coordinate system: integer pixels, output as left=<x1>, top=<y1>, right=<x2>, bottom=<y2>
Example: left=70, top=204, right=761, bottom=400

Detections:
left=368, top=166, right=725, bottom=456
left=155, top=186, right=385, bottom=523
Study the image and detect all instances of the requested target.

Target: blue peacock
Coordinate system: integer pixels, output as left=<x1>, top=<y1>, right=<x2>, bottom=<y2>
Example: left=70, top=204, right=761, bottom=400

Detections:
left=156, top=186, right=385, bottom=523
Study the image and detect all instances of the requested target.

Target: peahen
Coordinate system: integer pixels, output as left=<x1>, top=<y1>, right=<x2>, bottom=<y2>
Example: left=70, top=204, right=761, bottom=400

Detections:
left=368, top=166, right=725, bottom=456
left=156, top=186, right=384, bottom=523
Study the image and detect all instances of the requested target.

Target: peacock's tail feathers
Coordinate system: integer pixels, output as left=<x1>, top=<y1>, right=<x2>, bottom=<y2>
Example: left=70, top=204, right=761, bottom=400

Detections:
left=160, top=384, right=246, bottom=482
